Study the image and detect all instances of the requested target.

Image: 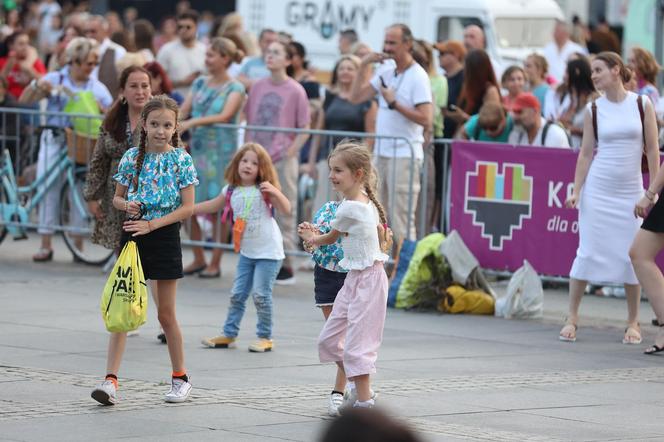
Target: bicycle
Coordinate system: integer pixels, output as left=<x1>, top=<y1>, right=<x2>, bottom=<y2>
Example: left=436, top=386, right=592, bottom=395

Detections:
left=0, top=143, right=113, bottom=265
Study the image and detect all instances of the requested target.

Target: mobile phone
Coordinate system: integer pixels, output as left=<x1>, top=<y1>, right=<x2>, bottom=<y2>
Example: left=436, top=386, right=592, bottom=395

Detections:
left=447, top=104, right=457, bottom=111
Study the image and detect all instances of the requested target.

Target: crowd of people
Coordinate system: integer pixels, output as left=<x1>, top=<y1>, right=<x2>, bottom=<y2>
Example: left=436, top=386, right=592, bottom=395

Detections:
left=4, top=0, right=664, bottom=422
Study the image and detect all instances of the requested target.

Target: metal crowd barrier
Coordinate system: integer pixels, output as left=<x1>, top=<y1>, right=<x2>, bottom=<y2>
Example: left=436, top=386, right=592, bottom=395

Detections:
left=0, top=107, right=429, bottom=261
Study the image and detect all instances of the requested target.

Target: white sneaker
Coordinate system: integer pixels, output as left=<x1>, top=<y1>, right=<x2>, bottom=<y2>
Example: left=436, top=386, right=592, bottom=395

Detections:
left=91, top=380, right=117, bottom=405
left=342, top=388, right=376, bottom=411
left=164, top=378, right=192, bottom=403
left=327, top=392, right=344, bottom=416
left=352, top=398, right=375, bottom=409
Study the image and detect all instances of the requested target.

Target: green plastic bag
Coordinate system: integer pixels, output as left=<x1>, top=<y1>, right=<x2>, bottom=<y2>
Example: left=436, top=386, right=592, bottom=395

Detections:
left=100, top=241, right=148, bottom=332
left=63, top=91, right=103, bottom=137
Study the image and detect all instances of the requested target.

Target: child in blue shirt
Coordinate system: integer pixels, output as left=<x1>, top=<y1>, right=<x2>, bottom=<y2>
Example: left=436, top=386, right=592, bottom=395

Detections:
left=91, top=95, right=198, bottom=406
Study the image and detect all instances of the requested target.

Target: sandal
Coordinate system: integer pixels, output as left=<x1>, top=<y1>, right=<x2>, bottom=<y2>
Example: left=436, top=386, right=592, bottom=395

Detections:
left=198, top=269, right=221, bottom=278
left=644, top=323, right=664, bottom=355
left=32, top=248, right=53, bottom=262
left=622, top=325, right=642, bottom=345
left=559, top=322, right=578, bottom=342
left=183, top=263, right=206, bottom=275
left=644, top=345, right=664, bottom=355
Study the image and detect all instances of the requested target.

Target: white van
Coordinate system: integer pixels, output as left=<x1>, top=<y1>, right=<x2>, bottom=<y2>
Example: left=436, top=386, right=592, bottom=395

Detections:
left=235, top=0, right=564, bottom=71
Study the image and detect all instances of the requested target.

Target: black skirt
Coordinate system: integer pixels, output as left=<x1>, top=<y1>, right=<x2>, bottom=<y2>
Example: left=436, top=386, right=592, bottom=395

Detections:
left=642, top=196, right=664, bottom=233
left=120, top=222, right=183, bottom=280
left=313, top=265, right=348, bottom=306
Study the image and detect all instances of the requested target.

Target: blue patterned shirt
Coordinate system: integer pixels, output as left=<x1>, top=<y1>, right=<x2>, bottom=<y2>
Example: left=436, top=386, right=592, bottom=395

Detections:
left=311, top=201, right=347, bottom=273
left=113, top=147, right=198, bottom=220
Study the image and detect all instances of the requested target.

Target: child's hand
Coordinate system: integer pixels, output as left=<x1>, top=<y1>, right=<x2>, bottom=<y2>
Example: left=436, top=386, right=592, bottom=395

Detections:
left=298, top=225, right=316, bottom=242
left=298, top=221, right=317, bottom=232
left=126, top=201, right=142, bottom=217
left=259, top=181, right=278, bottom=196
left=123, top=220, right=151, bottom=237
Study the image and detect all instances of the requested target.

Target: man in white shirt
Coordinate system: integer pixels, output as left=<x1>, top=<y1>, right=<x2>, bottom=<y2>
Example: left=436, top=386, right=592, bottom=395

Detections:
left=508, top=93, right=570, bottom=148
left=156, top=9, right=206, bottom=97
left=350, top=24, right=433, bottom=242
left=83, top=15, right=126, bottom=98
left=543, top=20, right=588, bottom=84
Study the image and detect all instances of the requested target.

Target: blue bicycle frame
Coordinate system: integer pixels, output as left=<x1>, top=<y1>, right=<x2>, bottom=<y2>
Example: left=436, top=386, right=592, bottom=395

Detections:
left=0, top=147, right=90, bottom=237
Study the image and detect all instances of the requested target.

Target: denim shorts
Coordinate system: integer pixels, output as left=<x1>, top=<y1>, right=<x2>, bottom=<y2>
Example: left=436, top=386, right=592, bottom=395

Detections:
left=314, top=265, right=347, bottom=306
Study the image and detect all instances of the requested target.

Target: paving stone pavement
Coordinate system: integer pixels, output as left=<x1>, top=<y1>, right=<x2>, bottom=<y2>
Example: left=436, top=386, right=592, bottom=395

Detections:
left=2, top=237, right=664, bottom=441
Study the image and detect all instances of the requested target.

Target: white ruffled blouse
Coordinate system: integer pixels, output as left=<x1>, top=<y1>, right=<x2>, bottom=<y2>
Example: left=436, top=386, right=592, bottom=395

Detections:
left=330, top=199, right=389, bottom=270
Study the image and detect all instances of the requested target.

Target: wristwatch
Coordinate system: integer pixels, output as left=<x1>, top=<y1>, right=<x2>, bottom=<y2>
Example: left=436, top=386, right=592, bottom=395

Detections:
left=388, top=99, right=397, bottom=110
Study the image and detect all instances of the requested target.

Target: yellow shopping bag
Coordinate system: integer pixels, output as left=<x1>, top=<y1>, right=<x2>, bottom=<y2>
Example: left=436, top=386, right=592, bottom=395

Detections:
left=100, top=241, right=148, bottom=332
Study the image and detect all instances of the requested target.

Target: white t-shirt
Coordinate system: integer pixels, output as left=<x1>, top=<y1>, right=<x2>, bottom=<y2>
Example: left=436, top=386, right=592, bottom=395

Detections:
left=508, top=117, right=571, bottom=148
left=543, top=40, right=588, bottom=84
left=225, top=185, right=284, bottom=260
left=369, top=60, right=432, bottom=160
left=330, top=200, right=389, bottom=271
left=156, top=39, right=207, bottom=97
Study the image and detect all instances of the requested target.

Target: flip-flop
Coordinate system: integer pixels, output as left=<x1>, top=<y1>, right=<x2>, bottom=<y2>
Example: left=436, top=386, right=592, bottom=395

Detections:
left=644, top=345, right=664, bottom=355
left=622, top=326, right=642, bottom=345
left=559, top=323, right=577, bottom=342
left=183, top=264, right=206, bottom=275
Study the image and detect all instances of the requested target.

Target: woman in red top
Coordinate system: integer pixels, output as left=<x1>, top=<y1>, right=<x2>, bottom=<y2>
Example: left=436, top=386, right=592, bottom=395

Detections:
left=0, top=31, right=47, bottom=99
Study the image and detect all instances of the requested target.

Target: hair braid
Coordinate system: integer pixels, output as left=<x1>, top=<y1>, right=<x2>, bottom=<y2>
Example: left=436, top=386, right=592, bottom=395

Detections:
left=132, top=128, right=147, bottom=192
left=364, top=174, right=393, bottom=254
left=171, top=129, right=180, bottom=148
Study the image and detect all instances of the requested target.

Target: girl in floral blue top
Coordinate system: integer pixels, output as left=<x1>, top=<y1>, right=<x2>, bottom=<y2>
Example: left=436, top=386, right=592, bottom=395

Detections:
left=91, top=95, right=198, bottom=407
left=299, top=200, right=349, bottom=417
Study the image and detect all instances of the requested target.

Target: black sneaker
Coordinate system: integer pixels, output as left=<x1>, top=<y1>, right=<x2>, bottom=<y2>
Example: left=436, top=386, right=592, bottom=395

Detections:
left=275, top=266, right=296, bottom=285
left=158, top=333, right=167, bottom=344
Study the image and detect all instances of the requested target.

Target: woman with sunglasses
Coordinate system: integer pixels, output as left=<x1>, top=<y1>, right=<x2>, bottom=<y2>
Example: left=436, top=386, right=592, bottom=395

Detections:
left=19, top=37, right=113, bottom=262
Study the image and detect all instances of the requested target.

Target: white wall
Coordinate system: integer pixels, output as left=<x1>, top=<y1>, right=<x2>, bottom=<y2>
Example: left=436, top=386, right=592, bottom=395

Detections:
left=554, top=0, right=590, bottom=23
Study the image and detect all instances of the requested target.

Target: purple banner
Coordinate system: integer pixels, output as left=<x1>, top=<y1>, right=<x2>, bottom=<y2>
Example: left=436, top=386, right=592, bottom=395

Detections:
left=449, top=140, right=659, bottom=276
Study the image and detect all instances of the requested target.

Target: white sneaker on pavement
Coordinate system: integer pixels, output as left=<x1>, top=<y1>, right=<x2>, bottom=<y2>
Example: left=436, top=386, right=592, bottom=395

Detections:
left=164, top=378, right=192, bottom=403
left=341, top=388, right=376, bottom=411
left=91, top=380, right=117, bottom=405
left=328, top=392, right=344, bottom=416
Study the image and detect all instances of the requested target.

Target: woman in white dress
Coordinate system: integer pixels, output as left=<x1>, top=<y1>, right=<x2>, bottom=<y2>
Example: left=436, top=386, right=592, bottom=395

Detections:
left=560, top=52, right=660, bottom=343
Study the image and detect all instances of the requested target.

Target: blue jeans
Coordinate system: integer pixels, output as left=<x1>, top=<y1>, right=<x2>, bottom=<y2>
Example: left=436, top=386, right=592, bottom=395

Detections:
left=223, top=255, right=281, bottom=339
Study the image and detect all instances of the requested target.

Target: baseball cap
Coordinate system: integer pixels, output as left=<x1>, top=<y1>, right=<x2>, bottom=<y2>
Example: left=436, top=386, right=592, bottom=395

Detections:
left=512, top=93, right=541, bottom=113
left=434, top=40, right=466, bottom=60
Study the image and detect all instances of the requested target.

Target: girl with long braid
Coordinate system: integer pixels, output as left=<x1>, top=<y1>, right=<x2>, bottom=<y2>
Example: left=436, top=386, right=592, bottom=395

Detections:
left=91, top=95, right=198, bottom=405
left=298, top=141, right=392, bottom=410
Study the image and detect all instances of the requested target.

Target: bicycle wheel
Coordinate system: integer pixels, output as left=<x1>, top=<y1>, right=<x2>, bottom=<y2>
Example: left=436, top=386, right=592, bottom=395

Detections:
left=59, top=176, right=113, bottom=265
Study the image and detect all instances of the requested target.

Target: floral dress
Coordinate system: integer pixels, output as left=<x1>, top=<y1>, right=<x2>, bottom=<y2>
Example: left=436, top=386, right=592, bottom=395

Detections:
left=83, top=124, right=141, bottom=249
left=189, top=76, right=245, bottom=203
left=113, top=147, right=198, bottom=220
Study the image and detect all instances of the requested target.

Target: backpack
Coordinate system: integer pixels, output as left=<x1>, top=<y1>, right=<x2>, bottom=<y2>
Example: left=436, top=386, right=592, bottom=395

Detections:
left=220, top=185, right=274, bottom=224
left=591, top=95, right=647, bottom=171
left=540, top=120, right=572, bottom=146
left=515, top=120, right=572, bottom=146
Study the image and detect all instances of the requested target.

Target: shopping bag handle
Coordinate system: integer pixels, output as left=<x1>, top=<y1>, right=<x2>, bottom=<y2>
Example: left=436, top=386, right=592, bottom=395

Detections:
left=127, top=202, right=146, bottom=221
